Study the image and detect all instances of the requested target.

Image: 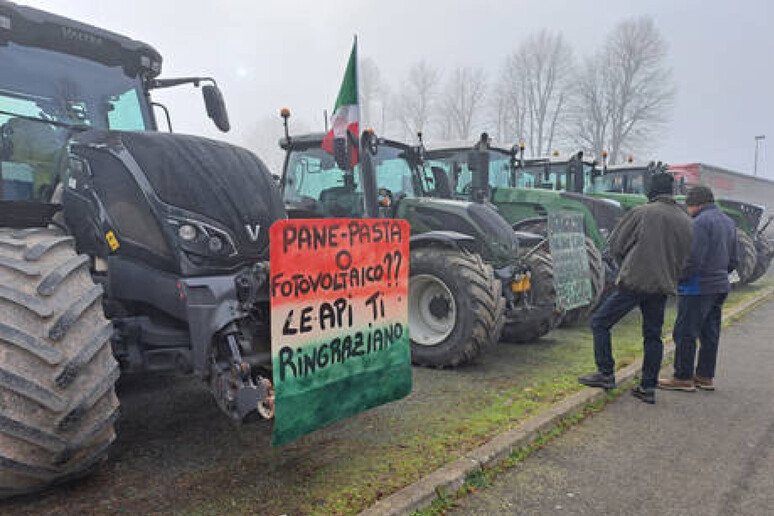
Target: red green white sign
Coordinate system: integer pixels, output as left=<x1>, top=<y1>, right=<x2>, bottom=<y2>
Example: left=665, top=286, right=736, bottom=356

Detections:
left=269, top=218, right=411, bottom=446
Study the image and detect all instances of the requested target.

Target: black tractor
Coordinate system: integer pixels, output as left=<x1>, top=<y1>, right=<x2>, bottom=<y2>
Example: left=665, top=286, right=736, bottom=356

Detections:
left=280, top=119, right=560, bottom=367
left=0, top=1, right=284, bottom=495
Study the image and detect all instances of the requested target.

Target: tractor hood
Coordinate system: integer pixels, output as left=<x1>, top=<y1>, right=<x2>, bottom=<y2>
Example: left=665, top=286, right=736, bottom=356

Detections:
left=559, top=192, right=625, bottom=233
left=395, top=197, right=519, bottom=268
left=68, top=130, right=286, bottom=273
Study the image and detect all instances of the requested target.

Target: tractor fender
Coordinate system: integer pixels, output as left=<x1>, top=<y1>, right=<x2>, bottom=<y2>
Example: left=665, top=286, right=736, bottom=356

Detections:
left=511, top=216, right=548, bottom=233
left=513, top=231, right=545, bottom=248
left=409, top=230, right=478, bottom=252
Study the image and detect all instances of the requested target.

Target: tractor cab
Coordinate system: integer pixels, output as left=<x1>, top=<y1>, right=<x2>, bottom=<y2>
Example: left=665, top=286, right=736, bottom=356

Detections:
left=280, top=132, right=423, bottom=220
left=0, top=0, right=229, bottom=226
left=0, top=9, right=156, bottom=208
left=588, top=161, right=671, bottom=196
left=424, top=140, right=595, bottom=197
left=509, top=153, right=594, bottom=194
left=424, top=138, right=622, bottom=251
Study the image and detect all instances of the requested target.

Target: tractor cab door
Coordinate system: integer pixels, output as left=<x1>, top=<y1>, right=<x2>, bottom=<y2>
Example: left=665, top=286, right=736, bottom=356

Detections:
left=0, top=104, right=69, bottom=202
left=364, top=142, right=422, bottom=218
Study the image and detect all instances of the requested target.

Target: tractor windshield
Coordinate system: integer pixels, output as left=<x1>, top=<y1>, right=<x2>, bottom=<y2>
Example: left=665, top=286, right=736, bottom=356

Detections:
left=424, top=149, right=511, bottom=196
left=283, top=142, right=420, bottom=218
left=515, top=162, right=563, bottom=189
left=0, top=42, right=153, bottom=201
left=590, top=170, right=647, bottom=194
left=284, top=146, right=366, bottom=218
left=371, top=144, right=420, bottom=199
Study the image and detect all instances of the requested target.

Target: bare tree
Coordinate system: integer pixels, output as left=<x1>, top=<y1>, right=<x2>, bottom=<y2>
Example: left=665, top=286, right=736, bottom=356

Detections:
left=574, top=16, right=675, bottom=164
left=395, top=60, right=441, bottom=140
left=496, top=30, right=574, bottom=156
left=439, top=66, right=487, bottom=141
left=491, top=55, right=528, bottom=146
left=573, top=58, right=611, bottom=161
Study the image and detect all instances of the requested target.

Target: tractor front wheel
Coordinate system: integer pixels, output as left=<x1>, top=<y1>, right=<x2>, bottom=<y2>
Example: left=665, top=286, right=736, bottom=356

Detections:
left=735, top=230, right=757, bottom=285
left=0, top=228, right=119, bottom=498
left=408, top=246, right=504, bottom=368
left=747, top=237, right=773, bottom=284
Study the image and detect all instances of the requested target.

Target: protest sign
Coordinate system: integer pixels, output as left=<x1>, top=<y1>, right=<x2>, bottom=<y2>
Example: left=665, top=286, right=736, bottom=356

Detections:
left=547, top=211, right=593, bottom=311
left=270, top=219, right=412, bottom=446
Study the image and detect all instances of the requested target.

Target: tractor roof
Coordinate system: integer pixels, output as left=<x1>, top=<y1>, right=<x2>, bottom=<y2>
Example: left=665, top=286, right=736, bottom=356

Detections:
left=425, top=143, right=595, bottom=165
left=279, top=132, right=412, bottom=152
left=0, top=0, right=162, bottom=78
left=603, top=162, right=660, bottom=172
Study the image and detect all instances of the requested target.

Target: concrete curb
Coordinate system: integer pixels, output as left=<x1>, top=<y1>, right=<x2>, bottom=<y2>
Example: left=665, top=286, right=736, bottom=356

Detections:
left=359, top=286, right=774, bottom=516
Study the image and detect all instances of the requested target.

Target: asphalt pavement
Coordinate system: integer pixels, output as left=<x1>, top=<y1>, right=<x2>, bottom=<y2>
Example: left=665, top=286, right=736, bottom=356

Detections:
left=450, top=298, right=774, bottom=516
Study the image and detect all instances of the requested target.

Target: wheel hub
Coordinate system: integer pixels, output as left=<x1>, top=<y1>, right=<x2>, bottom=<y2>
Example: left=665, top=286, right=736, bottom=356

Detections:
left=408, top=274, right=457, bottom=346
left=428, top=294, right=451, bottom=319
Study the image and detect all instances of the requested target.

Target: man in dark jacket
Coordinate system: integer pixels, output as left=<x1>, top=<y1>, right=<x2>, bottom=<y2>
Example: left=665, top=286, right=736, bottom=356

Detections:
left=659, top=186, right=738, bottom=392
left=579, top=173, right=693, bottom=404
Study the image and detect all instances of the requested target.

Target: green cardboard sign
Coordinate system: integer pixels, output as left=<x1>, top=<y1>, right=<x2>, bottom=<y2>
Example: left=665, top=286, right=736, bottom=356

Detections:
left=547, top=211, right=593, bottom=311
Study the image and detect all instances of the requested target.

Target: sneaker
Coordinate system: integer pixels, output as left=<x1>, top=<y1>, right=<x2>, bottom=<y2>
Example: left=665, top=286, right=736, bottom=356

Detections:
left=578, top=372, right=616, bottom=389
left=631, top=385, right=655, bottom=404
left=658, top=377, right=696, bottom=392
left=694, top=375, right=715, bottom=391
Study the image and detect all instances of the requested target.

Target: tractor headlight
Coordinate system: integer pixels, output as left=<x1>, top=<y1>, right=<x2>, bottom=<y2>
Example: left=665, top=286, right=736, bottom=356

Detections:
left=207, top=235, right=224, bottom=253
left=178, top=224, right=198, bottom=241
left=168, top=217, right=236, bottom=257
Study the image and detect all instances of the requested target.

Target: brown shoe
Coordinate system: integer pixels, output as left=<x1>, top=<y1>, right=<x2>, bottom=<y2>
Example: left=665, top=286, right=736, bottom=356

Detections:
left=658, top=377, right=696, bottom=392
left=694, top=375, right=715, bottom=391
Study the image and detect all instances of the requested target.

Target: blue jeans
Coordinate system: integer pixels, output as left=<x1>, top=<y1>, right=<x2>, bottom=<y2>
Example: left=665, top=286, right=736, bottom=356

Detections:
left=590, top=287, right=667, bottom=389
left=673, top=293, right=727, bottom=380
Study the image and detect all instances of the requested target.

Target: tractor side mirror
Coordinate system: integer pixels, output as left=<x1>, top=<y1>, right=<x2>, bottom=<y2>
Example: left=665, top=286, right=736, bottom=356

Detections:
left=202, top=84, right=230, bottom=132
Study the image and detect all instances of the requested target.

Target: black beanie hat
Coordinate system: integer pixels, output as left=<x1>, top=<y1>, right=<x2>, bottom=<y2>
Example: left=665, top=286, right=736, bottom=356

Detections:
left=685, top=185, right=714, bottom=206
left=647, top=173, right=674, bottom=200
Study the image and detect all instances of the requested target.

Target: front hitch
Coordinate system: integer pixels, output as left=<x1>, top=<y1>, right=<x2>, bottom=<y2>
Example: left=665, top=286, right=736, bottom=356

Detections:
left=210, top=330, right=275, bottom=422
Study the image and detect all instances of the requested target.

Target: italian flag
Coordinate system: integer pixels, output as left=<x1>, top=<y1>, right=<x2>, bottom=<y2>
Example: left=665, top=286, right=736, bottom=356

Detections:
left=321, top=39, right=359, bottom=169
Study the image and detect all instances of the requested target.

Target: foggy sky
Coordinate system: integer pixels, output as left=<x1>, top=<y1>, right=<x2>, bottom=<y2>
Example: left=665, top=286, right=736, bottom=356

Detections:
left=19, top=0, right=774, bottom=178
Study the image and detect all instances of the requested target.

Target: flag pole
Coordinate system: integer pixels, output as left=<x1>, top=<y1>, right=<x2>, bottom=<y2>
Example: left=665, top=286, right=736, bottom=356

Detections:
left=353, top=34, right=360, bottom=142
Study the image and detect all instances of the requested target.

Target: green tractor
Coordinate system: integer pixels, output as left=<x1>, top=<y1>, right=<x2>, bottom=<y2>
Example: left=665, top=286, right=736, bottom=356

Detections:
left=279, top=122, right=563, bottom=362
left=422, top=135, right=622, bottom=325
left=586, top=161, right=774, bottom=285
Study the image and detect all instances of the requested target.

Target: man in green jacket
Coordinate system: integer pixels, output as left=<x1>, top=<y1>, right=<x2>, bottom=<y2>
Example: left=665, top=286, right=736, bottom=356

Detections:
left=579, top=173, right=693, bottom=404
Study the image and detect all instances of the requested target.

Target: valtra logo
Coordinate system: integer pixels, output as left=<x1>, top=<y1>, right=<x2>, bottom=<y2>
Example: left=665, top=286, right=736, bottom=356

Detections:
left=245, top=224, right=261, bottom=242
left=61, top=26, right=103, bottom=46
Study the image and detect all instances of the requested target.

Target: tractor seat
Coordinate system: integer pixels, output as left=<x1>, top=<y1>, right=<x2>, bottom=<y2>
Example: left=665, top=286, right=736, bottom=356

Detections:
left=430, top=166, right=452, bottom=198
left=318, top=186, right=364, bottom=217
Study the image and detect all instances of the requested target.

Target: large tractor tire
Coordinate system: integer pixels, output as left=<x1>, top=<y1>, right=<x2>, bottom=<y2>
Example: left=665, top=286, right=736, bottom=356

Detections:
left=408, top=246, right=504, bottom=368
left=501, top=248, right=559, bottom=343
left=747, top=237, right=773, bottom=284
left=559, top=237, right=605, bottom=326
left=735, top=229, right=757, bottom=285
left=0, top=228, right=119, bottom=497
